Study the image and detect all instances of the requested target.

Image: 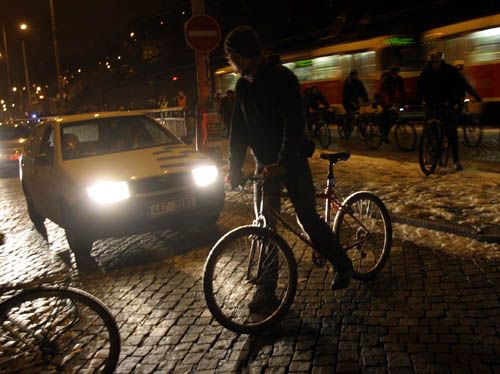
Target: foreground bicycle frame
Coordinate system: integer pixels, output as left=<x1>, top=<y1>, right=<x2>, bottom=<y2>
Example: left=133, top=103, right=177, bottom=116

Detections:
left=204, top=152, right=392, bottom=334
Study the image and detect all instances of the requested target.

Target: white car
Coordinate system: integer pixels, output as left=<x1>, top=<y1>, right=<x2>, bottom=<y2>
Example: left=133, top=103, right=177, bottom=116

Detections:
left=20, top=112, right=224, bottom=258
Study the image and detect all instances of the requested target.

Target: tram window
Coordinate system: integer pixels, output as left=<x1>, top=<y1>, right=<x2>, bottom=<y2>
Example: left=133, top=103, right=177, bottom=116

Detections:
left=468, top=27, right=500, bottom=63
left=381, top=46, right=423, bottom=71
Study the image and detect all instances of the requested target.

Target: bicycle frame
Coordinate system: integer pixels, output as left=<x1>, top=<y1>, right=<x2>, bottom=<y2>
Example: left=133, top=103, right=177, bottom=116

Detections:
left=249, top=162, right=375, bottom=257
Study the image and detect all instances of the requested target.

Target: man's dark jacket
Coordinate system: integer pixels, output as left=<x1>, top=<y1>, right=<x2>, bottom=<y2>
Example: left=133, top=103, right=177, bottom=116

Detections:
left=417, top=62, right=464, bottom=105
left=229, top=57, right=305, bottom=174
left=342, top=77, right=369, bottom=107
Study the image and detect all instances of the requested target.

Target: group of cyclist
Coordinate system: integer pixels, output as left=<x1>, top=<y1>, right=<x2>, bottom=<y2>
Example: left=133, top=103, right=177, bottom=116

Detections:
left=303, top=50, right=482, bottom=170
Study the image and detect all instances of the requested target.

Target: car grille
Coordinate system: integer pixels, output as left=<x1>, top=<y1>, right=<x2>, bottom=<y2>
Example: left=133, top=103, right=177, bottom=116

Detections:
left=131, top=173, right=191, bottom=194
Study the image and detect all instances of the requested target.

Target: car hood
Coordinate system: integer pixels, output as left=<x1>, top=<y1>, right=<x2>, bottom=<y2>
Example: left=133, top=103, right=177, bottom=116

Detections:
left=63, top=144, right=212, bottom=186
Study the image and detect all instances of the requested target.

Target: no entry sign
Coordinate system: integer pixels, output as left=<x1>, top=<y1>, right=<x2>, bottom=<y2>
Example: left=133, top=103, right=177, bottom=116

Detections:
left=185, top=15, right=221, bottom=53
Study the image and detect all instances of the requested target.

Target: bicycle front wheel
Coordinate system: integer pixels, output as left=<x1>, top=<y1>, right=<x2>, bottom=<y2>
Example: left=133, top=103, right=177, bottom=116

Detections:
left=0, top=286, right=120, bottom=373
left=394, top=121, right=417, bottom=151
left=203, top=226, right=297, bottom=334
left=317, top=121, right=331, bottom=149
left=333, top=192, right=392, bottom=281
left=463, top=116, right=483, bottom=147
left=418, top=122, right=440, bottom=175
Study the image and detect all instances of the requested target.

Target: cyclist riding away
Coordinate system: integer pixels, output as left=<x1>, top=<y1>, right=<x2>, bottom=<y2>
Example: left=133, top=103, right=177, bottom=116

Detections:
left=376, top=65, right=406, bottom=144
left=342, top=68, right=369, bottom=124
left=224, top=26, right=354, bottom=311
left=417, top=50, right=466, bottom=171
left=303, top=85, right=330, bottom=134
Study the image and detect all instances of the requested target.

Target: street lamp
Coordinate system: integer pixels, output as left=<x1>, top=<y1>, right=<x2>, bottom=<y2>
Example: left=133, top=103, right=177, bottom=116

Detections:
left=19, top=23, right=32, bottom=106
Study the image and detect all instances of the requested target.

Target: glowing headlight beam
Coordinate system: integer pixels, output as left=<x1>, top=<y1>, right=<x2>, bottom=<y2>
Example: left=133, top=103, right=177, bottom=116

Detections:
left=87, top=181, right=130, bottom=204
left=192, top=165, right=218, bottom=187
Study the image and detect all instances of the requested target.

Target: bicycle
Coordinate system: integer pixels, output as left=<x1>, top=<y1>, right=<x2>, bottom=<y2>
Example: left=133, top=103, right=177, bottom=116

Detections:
left=0, top=273, right=120, bottom=372
left=418, top=105, right=452, bottom=175
left=203, top=152, right=392, bottom=334
left=460, top=99, right=483, bottom=147
left=365, top=106, right=417, bottom=151
left=338, top=106, right=368, bottom=141
left=307, top=109, right=331, bottom=149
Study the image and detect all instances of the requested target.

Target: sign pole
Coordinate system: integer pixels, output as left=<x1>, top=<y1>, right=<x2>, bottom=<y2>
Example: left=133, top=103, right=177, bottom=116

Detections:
left=190, top=0, right=208, bottom=151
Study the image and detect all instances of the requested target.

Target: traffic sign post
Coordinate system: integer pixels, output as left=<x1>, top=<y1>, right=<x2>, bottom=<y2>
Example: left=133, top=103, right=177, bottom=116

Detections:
left=185, top=13, right=221, bottom=151
left=185, top=15, right=221, bottom=53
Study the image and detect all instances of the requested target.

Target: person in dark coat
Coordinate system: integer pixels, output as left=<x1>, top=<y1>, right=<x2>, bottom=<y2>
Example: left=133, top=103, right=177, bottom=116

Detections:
left=219, top=90, right=235, bottom=137
left=303, top=85, right=330, bottom=133
left=417, top=50, right=466, bottom=171
left=342, top=68, right=369, bottom=120
left=225, top=25, right=354, bottom=311
left=377, top=65, right=406, bottom=143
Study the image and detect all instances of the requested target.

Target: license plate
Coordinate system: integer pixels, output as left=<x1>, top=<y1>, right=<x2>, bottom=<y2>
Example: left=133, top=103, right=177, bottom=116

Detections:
left=149, top=196, right=196, bottom=217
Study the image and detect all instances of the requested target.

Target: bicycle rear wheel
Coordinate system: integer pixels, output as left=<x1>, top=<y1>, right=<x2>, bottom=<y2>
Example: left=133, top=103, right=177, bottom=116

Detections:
left=203, top=226, right=297, bottom=334
left=463, top=116, right=483, bottom=147
left=317, top=121, right=331, bottom=149
left=0, top=286, right=120, bottom=373
left=418, top=122, right=440, bottom=175
left=394, top=121, right=417, bottom=151
left=333, top=192, right=392, bottom=281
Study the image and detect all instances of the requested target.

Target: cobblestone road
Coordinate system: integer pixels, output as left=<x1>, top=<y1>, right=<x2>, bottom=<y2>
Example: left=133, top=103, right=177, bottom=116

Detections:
left=0, top=129, right=499, bottom=373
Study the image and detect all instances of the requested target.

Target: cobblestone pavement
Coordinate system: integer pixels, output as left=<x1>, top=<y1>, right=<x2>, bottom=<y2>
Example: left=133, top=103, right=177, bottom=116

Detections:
left=0, top=137, right=499, bottom=373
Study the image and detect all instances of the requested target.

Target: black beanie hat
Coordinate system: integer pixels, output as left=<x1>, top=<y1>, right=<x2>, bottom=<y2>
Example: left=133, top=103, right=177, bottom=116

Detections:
left=224, top=26, right=262, bottom=58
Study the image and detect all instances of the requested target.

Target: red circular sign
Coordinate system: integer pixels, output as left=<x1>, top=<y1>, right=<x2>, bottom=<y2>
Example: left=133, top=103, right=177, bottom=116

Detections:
left=185, top=15, right=221, bottom=53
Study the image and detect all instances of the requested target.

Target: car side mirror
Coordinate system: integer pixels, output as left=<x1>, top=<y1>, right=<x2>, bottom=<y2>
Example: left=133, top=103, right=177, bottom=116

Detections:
left=34, top=154, right=51, bottom=166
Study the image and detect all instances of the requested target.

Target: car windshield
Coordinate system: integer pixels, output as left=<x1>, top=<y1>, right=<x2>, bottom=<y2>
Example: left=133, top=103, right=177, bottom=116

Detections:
left=61, top=115, right=180, bottom=160
left=0, top=126, right=30, bottom=141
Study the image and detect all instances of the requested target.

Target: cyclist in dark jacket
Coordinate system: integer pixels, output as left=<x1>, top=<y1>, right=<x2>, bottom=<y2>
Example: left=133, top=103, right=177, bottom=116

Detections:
left=417, top=50, right=465, bottom=171
left=303, top=85, right=330, bottom=133
left=342, top=69, right=369, bottom=114
left=225, top=26, right=354, bottom=311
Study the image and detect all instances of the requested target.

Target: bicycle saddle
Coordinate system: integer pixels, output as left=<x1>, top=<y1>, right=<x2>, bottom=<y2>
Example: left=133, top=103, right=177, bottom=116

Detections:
left=320, top=152, right=350, bottom=163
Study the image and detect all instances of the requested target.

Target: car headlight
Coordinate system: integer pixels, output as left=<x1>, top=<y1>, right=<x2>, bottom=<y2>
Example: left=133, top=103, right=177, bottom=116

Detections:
left=87, top=181, right=130, bottom=204
left=192, top=165, right=218, bottom=187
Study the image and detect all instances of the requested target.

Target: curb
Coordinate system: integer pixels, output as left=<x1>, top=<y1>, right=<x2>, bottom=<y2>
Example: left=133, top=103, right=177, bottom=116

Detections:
left=391, top=214, right=500, bottom=244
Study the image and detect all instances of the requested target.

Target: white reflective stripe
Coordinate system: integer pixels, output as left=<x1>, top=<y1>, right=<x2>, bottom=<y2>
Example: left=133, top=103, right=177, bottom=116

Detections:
left=188, top=30, right=218, bottom=37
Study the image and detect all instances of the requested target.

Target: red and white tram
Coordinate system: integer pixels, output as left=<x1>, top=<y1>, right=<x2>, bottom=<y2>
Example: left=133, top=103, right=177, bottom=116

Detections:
left=215, top=34, right=423, bottom=113
left=214, top=13, right=500, bottom=117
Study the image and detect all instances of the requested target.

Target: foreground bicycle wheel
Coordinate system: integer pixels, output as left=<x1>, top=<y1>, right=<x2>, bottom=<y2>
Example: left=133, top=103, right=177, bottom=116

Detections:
left=204, top=226, right=297, bottom=334
left=394, top=121, right=417, bottom=151
left=317, top=121, right=331, bottom=149
left=463, top=116, right=483, bottom=147
left=418, top=122, right=440, bottom=175
left=0, top=287, right=120, bottom=373
left=333, top=192, right=392, bottom=281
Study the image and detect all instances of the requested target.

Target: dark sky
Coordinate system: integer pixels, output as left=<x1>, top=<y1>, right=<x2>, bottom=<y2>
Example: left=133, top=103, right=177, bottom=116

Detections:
left=0, top=0, right=184, bottom=86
